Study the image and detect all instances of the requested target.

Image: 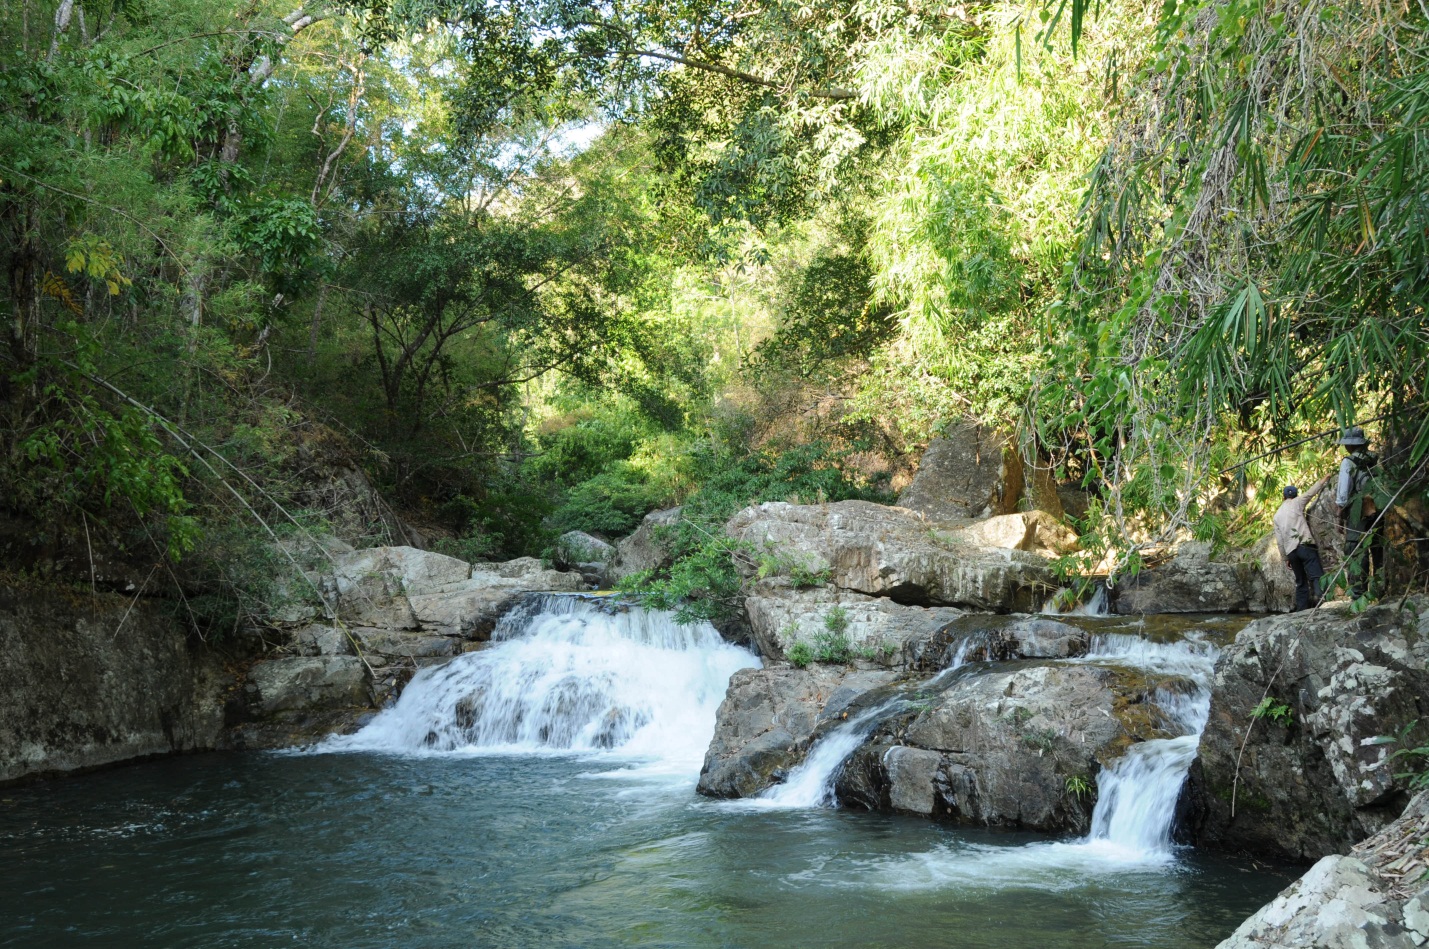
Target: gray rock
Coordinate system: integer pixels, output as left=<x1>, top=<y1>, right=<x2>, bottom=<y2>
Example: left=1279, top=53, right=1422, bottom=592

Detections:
left=1188, top=598, right=1429, bottom=861
left=349, top=629, right=458, bottom=660
left=291, top=623, right=353, bottom=656
left=603, top=507, right=683, bottom=585
left=1112, top=541, right=1288, bottom=614
left=897, top=424, right=1024, bottom=521
left=1216, top=791, right=1429, bottom=949
left=558, top=530, right=615, bottom=563
left=743, top=578, right=963, bottom=662
left=901, top=613, right=1091, bottom=669
left=726, top=500, right=1053, bottom=612
left=837, top=663, right=1159, bottom=832
left=697, top=665, right=897, bottom=798
left=0, top=586, right=227, bottom=784
left=247, top=656, right=371, bottom=716
left=959, top=511, right=1080, bottom=558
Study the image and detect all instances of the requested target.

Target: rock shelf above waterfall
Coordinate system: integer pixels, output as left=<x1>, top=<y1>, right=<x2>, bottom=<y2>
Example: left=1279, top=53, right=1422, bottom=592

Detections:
left=725, top=500, right=1055, bottom=612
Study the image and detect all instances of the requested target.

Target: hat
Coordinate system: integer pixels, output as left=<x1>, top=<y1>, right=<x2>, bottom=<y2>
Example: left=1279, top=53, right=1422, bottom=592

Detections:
left=1283, top=485, right=1298, bottom=499
left=1338, top=426, right=1369, bottom=447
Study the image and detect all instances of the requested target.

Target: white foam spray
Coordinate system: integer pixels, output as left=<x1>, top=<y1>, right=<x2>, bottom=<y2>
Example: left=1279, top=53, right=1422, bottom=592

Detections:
left=320, top=595, right=758, bottom=773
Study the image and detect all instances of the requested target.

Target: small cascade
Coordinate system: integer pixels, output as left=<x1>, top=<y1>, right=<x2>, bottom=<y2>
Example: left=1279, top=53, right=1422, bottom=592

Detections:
left=1080, top=634, right=1217, bottom=858
left=322, top=594, right=758, bottom=768
left=1041, top=583, right=1109, bottom=616
left=755, top=647, right=979, bottom=809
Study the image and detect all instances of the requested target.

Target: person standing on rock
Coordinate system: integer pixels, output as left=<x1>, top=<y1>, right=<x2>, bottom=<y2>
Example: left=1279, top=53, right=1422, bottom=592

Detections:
left=1334, top=426, right=1385, bottom=599
left=1274, top=476, right=1330, bottom=611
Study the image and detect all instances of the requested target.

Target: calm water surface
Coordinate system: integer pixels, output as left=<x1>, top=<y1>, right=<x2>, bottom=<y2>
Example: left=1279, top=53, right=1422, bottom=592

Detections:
left=0, top=750, right=1293, bottom=949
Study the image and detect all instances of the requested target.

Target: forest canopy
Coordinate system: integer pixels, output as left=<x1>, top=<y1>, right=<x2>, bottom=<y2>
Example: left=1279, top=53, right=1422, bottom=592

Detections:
left=3, top=0, right=1426, bottom=628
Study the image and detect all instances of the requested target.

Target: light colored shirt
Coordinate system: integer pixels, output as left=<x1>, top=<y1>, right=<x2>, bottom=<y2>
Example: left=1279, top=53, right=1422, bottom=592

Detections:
left=1274, top=476, right=1328, bottom=557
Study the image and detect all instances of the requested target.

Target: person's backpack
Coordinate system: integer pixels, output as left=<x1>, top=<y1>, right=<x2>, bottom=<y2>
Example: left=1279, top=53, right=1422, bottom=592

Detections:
left=1349, top=452, right=1380, bottom=520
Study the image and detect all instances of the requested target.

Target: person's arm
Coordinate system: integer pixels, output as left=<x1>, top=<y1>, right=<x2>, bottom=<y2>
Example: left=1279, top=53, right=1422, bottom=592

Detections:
left=1303, top=474, right=1331, bottom=502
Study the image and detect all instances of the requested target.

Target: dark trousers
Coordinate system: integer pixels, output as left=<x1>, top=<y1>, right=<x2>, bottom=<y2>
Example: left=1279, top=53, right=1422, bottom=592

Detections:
left=1287, top=544, right=1323, bottom=612
left=1343, top=520, right=1385, bottom=598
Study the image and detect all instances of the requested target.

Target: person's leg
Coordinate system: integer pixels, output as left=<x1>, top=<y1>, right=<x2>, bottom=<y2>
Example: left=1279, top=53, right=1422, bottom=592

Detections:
left=1302, top=545, right=1324, bottom=607
left=1344, top=523, right=1369, bottom=598
left=1288, top=547, right=1311, bottom=611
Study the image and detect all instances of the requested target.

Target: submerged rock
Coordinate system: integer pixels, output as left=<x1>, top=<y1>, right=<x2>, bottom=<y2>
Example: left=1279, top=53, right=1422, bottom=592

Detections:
left=1216, top=790, right=1429, bottom=949
left=1188, top=598, right=1429, bottom=861
left=726, top=500, right=1053, bottom=612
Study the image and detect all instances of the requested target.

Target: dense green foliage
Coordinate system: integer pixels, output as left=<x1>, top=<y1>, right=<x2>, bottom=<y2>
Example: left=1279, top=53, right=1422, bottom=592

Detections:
left=6, top=0, right=1427, bottom=630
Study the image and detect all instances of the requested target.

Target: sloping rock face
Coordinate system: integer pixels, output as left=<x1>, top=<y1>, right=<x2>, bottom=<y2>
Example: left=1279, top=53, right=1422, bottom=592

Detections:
left=1188, top=599, right=1429, bottom=861
left=0, top=585, right=227, bottom=785
left=1216, top=791, right=1429, bottom=949
left=697, top=665, right=897, bottom=797
left=1112, top=541, right=1289, bottom=614
left=743, top=578, right=963, bottom=662
left=726, top=501, right=1053, bottom=612
left=603, top=506, right=682, bottom=585
left=835, top=662, right=1177, bottom=833
left=897, top=424, right=1024, bottom=521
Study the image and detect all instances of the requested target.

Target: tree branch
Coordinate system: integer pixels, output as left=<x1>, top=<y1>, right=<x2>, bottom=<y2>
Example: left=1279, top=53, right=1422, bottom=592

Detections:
left=632, top=49, right=856, bottom=100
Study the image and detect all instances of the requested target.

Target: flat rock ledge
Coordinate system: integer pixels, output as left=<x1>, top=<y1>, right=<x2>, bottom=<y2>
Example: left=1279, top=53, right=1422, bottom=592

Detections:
left=1216, top=790, right=1429, bottom=949
left=726, top=500, right=1055, bottom=613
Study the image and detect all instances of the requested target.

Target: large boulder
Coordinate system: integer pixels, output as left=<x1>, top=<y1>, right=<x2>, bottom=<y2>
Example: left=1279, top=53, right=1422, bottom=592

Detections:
left=1187, top=599, right=1429, bottom=861
left=603, top=507, right=682, bottom=586
left=697, top=665, right=897, bottom=798
left=1216, top=791, right=1429, bottom=949
left=320, top=546, right=583, bottom=645
left=897, top=423, right=1024, bottom=521
left=1112, top=542, right=1286, bottom=614
left=958, top=511, right=1080, bottom=558
left=726, top=500, right=1053, bottom=612
left=743, top=578, right=963, bottom=662
left=835, top=662, right=1175, bottom=833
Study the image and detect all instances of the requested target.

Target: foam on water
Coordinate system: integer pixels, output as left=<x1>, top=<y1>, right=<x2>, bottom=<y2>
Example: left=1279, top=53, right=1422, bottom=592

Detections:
left=318, top=594, right=759, bottom=775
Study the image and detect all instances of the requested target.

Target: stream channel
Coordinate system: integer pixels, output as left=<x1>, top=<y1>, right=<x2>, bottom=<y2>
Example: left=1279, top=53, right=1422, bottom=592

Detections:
left=1, top=596, right=1293, bottom=948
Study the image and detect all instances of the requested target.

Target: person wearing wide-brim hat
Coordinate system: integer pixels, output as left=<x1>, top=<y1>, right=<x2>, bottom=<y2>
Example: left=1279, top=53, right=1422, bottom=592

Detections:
left=1334, top=426, right=1383, bottom=599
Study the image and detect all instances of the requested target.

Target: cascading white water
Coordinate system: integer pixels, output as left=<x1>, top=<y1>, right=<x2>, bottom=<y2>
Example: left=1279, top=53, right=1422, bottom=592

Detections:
left=1079, top=633, right=1217, bottom=858
left=752, top=642, right=980, bottom=809
left=321, top=595, right=759, bottom=771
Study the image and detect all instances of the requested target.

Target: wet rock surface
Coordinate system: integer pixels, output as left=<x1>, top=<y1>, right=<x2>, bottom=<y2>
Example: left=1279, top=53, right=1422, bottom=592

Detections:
left=229, top=547, right=588, bottom=748
left=1188, top=598, right=1429, bottom=861
left=835, top=661, right=1178, bottom=833
left=697, top=665, right=897, bottom=798
left=1216, top=791, right=1429, bottom=949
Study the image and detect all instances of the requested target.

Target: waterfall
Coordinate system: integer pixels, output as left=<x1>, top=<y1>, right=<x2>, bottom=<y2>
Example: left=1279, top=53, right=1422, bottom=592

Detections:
left=1079, top=635, right=1217, bottom=858
left=320, top=594, right=759, bottom=770
left=752, top=645, right=979, bottom=809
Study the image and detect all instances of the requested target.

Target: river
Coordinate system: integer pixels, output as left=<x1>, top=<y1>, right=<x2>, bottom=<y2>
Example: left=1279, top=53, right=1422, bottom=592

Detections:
left=0, top=597, right=1292, bottom=948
